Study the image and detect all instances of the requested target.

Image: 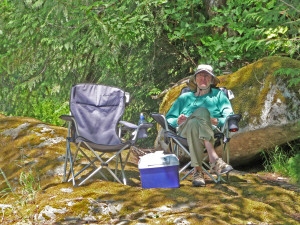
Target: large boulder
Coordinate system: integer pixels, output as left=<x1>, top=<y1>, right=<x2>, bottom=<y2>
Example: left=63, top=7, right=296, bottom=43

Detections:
left=154, top=56, right=300, bottom=166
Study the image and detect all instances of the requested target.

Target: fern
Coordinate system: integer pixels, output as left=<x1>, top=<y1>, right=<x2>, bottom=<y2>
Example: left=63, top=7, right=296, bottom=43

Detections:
left=274, top=68, right=300, bottom=87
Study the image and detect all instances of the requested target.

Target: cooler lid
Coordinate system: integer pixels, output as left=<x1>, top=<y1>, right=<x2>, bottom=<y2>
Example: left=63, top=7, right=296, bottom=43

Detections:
left=138, top=151, right=179, bottom=169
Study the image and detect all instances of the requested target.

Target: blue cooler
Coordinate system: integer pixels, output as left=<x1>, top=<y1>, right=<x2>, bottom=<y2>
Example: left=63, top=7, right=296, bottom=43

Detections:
left=138, top=151, right=180, bottom=189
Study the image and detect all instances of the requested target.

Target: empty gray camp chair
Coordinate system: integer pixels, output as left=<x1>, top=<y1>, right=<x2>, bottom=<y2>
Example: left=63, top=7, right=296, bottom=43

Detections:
left=151, top=86, right=241, bottom=183
left=60, top=84, right=152, bottom=186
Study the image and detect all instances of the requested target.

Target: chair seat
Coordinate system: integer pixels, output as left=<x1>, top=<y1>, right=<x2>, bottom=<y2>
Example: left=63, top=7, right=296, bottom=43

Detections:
left=165, top=131, right=189, bottom=148
left=166, top=130, right=223, bottom=150
left=76, top=137, right=132, bottom=152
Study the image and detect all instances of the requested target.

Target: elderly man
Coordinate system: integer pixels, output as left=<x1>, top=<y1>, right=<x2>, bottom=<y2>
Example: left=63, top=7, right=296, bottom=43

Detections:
left=166, top=65, right=233, bottom=187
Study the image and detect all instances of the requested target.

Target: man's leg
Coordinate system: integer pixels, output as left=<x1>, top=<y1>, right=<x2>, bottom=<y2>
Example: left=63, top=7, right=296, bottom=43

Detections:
left=204, top=140, right=233, bottom=175
left=178, top=108, right=214, bottom=187
left=203, top=140, right=218, bottom=163
left=179, top=107, right=232, bottom=182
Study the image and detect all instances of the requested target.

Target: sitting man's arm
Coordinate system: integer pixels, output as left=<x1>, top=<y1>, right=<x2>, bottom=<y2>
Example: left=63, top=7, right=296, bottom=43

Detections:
left=210, top=118, right=219, bottom=126
left=177, top=114, right=187, bottom=125
left=166, top=97, right=184, bottom=128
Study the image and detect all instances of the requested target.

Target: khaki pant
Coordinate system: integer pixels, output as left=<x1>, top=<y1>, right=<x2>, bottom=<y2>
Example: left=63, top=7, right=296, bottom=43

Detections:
left=178, top=107, right=214, bottom=167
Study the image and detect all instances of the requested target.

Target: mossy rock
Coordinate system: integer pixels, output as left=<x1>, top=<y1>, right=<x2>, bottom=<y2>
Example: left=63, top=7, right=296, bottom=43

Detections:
left=155, top=56, right=300, bottom=166
left=0, top=115, right=299, bottom=224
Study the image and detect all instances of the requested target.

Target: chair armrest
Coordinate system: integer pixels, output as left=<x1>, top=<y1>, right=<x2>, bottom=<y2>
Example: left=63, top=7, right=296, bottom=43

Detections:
left=59, top=115, right=74, bottom=122
left=227, top=114, right=242, bottom=121
left=224, top=114, right=242, bottom=133
left=119, top=120, right=138, bottom=130
left=131, top=122, right=153, bottom=141
left=138, top=123, right=153, bottom=130
left=119, top=121, right=153, bottom=131
left=119, top=121, right=153, bottom=142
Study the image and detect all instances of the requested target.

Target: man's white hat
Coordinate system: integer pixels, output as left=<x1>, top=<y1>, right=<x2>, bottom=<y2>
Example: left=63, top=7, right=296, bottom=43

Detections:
left=194, top=64, right=220, bottom=86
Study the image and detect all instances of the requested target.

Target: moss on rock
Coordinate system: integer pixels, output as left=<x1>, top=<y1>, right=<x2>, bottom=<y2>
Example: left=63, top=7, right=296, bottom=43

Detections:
left=0, top=93, right=300, bottom=224
left=218, top=56, right=300, bottom=127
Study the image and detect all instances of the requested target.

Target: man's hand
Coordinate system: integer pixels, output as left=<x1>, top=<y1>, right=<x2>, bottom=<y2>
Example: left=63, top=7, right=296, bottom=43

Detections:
left=210, top=118, right=219, bottom=126
left=177, top=114, right=187, bottom=125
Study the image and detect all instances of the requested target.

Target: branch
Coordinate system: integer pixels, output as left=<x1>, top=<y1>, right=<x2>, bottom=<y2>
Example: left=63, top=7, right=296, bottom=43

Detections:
left=183, top=45, right=197, bottom=67
left=262, top=38, right=300, bottom=42
left=278, top=0, right=300, bottom=13
left=163, top=35, right=196, bottom=66
left=151, top=77, right=190, bottom=99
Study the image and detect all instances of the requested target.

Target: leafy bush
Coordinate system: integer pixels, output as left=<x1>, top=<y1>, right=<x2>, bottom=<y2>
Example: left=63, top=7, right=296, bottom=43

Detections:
left=287, top=152, right=300, bottom=185
left=262, top=140, right=300, bottom=185
left=0, top=0, right=299, bottom=149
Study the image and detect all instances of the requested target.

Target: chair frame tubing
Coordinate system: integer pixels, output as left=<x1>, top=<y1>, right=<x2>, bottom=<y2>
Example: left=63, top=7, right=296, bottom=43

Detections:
left=63, top=122, right=131, bottom=187
left=169, top=137, right=226, bottom=184
left=156, top=113, right=230, bottom=184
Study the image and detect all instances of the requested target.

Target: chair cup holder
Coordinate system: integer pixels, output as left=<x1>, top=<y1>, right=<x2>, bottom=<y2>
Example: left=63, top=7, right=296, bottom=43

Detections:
left=137, top=123, right=153, bottom=139
left=137, top=128, right=148, bottom=139
left=228, top=114, right=242, bottom=132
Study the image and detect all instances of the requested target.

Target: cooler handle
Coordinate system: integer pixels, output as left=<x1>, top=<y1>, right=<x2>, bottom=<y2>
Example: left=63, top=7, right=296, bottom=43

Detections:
left=146, top=157, right=170, bottom=167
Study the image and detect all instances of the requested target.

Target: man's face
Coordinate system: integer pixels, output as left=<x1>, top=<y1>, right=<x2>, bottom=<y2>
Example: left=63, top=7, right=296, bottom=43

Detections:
left=195, top=72, right=212, bottom=89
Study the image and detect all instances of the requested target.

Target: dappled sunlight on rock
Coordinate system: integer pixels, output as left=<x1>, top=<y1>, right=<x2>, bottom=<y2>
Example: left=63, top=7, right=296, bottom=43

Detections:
left=0, top=112, right=299, bottom=224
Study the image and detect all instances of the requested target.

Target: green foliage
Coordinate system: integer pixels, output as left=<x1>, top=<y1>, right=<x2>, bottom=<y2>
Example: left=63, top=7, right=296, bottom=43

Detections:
left=0, top=168, right=14, bottom=198
left=262, top=140, right=300, bottom=185
left=263, top=145, right=291, bottom=175
left=160, top=0, right=300, bottom=72
left=274, top=68, right=300, bottom=87
left=0, top=0, right=299, bottom=146
left=19, top=169, right=41, bottom=202
left=287, top=153, right=300, bottom=185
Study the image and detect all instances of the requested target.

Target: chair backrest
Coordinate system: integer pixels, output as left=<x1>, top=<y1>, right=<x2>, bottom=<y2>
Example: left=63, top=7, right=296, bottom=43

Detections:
left=151, top=113, right=168, bottom=130
left=70, top=84, right=125, bottom=145
left=151, top=113, right=177, bottom=133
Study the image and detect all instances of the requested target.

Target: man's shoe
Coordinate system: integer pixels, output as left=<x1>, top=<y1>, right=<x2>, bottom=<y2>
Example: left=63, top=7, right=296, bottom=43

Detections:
left=210, top=158, right=233, bottom=175
left=192, top=170, right=205, bottom=187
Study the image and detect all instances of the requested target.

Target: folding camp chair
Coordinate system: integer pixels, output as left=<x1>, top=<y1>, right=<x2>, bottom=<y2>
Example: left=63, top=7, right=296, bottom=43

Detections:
left=60, top=84, right=152, bottom=187
left=151, top=86, right=241, bottom=183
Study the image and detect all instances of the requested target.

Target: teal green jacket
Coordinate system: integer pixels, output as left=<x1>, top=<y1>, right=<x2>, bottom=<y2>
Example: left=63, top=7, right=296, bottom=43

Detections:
left=166, top=88, right=233, bottom=128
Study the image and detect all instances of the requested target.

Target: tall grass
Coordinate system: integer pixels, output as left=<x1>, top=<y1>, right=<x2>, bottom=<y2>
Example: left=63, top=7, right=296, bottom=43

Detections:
left=0, top=168, right=25, bottom=220
left=0, top=147, right=41, bottom=222
left=262, top=140, right=300, bottom=185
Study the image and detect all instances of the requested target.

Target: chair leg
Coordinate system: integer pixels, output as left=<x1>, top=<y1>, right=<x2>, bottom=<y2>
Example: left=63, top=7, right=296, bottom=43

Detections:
left=202, top=167, right=218, bottom=183
left=74, top=149, right=109, bottom=182
left=68, top=157, right=97, bottom=182
left=225, top=143, right=230, bottom=182
left=119, top=154, right=127, bottom=185
left=221, top=141, right=231, bottom=182
left=78, top=165, right=106, bottom=186
left=103, top=150, right=127, bottom=184
left=114, top=155, right=119, bottom=183
left=63, top=139, right=69, bottom=183
left=66, top=141, right=76, bottom=186
left=77, top=145, right=130, bottom=186
left=66, top=143, right=80, bottom=182
left=120, top=149, right=131, bottom=185
left=180, top=166, right=193, bottom=181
